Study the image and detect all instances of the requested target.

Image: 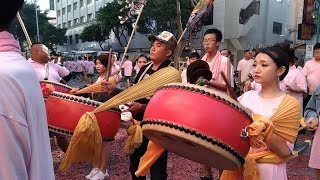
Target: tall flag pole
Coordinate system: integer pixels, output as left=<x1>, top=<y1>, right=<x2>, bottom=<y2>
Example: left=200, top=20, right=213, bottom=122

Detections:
left=16, top=12, right=32, bottom=48
left=118, top=0, right=147, bottom=66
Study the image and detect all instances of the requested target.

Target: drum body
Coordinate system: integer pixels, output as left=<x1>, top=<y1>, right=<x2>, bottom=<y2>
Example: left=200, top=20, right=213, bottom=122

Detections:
left=40, top=80, right=72, bottom=99
left=45, top=92, right=121, bottom=141
left=141, top=83, right=252, bottom=170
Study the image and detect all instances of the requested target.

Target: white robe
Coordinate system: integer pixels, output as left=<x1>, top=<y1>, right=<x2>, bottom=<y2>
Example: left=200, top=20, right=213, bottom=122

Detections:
left=0, top=52, right=54, bottom=180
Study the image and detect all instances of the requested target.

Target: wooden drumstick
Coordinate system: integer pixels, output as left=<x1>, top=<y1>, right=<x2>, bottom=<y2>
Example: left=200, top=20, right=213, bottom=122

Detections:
left=220, top=72, right=237, bottom=101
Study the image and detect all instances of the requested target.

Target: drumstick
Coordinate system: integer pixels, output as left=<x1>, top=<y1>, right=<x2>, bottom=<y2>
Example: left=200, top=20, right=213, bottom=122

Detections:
left=220, top=72, right=237, bottom=101
left=106, top=48, right=113, bottom=81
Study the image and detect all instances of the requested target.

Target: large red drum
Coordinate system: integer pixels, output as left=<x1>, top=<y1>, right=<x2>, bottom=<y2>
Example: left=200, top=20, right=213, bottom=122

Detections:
left=40, top=80, right=72, bottom=99
left=141, top=83, right=252, bottom=170
left=45, top=91, right=121, bottom=141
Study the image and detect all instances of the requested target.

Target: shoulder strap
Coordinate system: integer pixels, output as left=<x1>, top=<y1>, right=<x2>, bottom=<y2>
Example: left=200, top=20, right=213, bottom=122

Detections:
left=44, top=63, right=49, bottom=80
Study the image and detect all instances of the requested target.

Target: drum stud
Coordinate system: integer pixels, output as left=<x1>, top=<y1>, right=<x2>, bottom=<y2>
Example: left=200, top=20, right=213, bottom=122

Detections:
left=87, top=101, right=92, bottom=105
left=74, top=98, right=78, bottom=101
left=195, top=132, right=201, bottom=138
left=95, top=103, right=100, bottom=107
left=181, top=85, right=186, bottom=89
left=195, top=88, right=200, bottom=92
left=200, top=90, right=205, bottom=94
left=168, top=123, right=174, bottom=128
left=66, top=96, right=70, bottom=99
left=190, top=87, right=195, bottom=91
left=190, top=130, right=195, bottom=135
left=185, top=86, right=190, bottom=90
left=70, top=97, right=74, bottom=100
left=78, top=99, right=82, bottom=103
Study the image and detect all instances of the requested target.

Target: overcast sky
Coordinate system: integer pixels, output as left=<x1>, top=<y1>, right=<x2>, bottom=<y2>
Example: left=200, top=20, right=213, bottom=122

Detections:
left=26, top=0, right=55, bottom=17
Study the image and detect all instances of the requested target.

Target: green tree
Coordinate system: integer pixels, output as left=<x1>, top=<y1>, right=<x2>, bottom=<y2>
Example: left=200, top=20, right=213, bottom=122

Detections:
left=136, top=0, right=193, bottom=35
left=96, top=0, right=132, bottom=47
left=80, top=23, right=110, bottom=50
left=10, top=3, right=66, bottom=51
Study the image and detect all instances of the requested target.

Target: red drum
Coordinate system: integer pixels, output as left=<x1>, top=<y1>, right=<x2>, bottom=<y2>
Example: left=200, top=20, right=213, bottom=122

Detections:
left=141, top=83, right=252, bottom=170
left=40, top=80, right=72, bottom=99
left=45, top=91, right=121, bottom=141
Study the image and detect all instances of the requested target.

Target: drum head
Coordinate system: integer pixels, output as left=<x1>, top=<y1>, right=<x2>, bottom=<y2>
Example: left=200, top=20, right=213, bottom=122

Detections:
left=142, top=123, right=243, bottom=170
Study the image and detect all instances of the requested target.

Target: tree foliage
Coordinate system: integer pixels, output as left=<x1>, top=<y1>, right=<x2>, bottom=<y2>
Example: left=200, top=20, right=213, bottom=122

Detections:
left=136, top=0, right=193, bottom=35
left=96, top=0, right=132, bottom=47
left=9, top=3, right=67, bottom=51
left=80, top=23, right=110, bottom=50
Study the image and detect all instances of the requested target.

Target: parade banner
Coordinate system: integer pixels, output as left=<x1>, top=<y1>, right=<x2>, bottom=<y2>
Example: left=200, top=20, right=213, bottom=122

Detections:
left=302, top=0, right=314, bottom=24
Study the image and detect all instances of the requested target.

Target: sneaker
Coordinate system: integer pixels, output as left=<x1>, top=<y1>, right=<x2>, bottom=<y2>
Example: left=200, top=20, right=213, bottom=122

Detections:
left=90, top=170, right=109, bottom=180
left=85, top=168, right=99, bottom=179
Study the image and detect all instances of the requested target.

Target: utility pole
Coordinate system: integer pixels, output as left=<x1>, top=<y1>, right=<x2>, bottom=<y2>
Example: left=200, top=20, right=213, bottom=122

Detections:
left=35, top=0, right=40, bottom=42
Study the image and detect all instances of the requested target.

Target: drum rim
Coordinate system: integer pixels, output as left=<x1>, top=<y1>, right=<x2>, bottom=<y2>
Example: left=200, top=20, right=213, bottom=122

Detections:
left=141, top=119, right=245, bottom=166
left=157, top=83, right=252, bottom=122
left=48, top=125, right=114, bottom=141
left=40, top=80, right=72, bottom=90
left=49, top=91, right=121, bottom=113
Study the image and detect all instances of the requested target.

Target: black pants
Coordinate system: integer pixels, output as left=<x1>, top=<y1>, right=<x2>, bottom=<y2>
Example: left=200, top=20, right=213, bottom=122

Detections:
left=130, top=136, right=168, bottom=180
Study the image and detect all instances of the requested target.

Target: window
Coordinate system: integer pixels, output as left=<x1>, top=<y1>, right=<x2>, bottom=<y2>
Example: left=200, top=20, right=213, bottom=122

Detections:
left=67, top=5, right=71, bottom=13
left=87, top=13, right=93, bottom=21
left=49, top=0, right=55, bottom=10
left=87, top=0, right=92, bottom=4
left=73, top=2, right=78, bottom=10
left=80, top=16, right=85, bottom=23
left=80, top=0, right=84, bottom=7
left=74, top=18, right=79, bottom=25
left=68, top=20, right=72, bottom=27
left=273, top=22, right=282, bottom=35
left=69, top=35, right=73, bottom=44
left=62, top=8, right=66, bottom=15
left=75, top=34, right=80, bottom=44
left=57, top=10, right=61, bottom=17
left=276, top=0, right=283, bottom=3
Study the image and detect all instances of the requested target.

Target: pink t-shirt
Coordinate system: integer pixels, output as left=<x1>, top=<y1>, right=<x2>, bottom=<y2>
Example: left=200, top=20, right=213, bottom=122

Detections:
left=74, top=60, right=84, bottom=72
left=283, top=66, right=307, bottom=106
left=86, top=61, right=95, bottom=74
left=238, top=91, right=294, bottom=180
left=237, top=58, right=254, bottom=83
left=202, top=52, right=234, bottom=87
left=28, top=59, right=70, bottom=82
left=122, top=60, right=133, bottom=76
left=302, top=59, right=320, bottom=95
left=111, top=63, right=122, bottom=82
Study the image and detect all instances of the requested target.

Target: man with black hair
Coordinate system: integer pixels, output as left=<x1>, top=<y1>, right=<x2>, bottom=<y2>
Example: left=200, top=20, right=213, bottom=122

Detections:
left=201, top=28, right=234, bottom=92
left=181, top=51, right=201, bottom=83
left=237, top=49, right=254, bottom=89
left=201, top=28, right=234, bottom=179
left=127, top=31, right=177, bottom=180
left=0, top=0, right=54, bottom=179
left=302, top=43, right=320, bottom=109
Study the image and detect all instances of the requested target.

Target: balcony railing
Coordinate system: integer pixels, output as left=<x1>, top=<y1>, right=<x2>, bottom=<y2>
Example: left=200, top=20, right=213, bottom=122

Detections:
left=239, top=1, right=260, bottom=25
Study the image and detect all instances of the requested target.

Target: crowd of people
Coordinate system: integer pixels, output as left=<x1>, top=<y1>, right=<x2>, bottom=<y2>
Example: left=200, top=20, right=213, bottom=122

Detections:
left=2, top=1, right=320, bottom=180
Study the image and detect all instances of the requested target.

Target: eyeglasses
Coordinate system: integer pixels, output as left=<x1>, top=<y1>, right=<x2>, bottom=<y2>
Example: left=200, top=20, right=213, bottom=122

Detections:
left=203, top=38, right=217, bottom=43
